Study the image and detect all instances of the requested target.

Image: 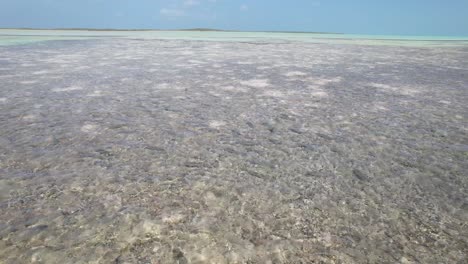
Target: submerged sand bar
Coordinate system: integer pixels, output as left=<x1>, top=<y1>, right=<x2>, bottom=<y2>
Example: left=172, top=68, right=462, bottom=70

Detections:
left=0, top=36, right=467, bottom=263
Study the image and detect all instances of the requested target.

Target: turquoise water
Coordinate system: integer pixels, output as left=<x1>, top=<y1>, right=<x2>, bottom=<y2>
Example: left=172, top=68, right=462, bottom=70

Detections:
left=1, top=29, right=468, bottom=46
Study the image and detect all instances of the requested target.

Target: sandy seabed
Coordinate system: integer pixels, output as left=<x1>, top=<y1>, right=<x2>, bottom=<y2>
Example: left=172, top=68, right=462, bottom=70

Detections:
left=0, top=39, right=467, bottom=263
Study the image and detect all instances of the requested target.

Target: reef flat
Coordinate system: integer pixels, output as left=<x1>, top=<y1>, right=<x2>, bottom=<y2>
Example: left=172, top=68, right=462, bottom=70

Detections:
left=0, top=38, right=467, bottom=263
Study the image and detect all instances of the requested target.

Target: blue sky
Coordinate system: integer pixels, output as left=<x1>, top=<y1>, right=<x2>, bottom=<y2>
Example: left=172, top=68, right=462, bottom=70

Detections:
left=1, top=0, right=467, bottom=36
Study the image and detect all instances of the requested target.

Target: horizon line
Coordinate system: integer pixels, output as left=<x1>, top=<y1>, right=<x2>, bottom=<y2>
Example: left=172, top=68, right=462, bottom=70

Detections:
left=1, top=27, right=342, bottom=35
left=1, top=28, right=468, bottom=38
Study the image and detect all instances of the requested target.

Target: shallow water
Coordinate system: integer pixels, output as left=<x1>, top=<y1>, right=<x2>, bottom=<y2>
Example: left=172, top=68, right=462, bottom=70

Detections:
left=2, top=29, right=468, bottom=47
left=0, top=38, right=467, bottom=263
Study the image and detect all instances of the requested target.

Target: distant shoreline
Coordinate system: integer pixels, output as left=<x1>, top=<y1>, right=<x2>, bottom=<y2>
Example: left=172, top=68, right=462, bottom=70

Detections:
left=0, top=28, right=342, bottom=34
left=1, top=28, right=467, bottom=41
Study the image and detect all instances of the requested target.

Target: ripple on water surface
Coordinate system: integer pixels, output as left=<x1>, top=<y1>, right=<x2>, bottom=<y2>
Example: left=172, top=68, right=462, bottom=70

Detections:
left=0, top=38, right=467, bottom=263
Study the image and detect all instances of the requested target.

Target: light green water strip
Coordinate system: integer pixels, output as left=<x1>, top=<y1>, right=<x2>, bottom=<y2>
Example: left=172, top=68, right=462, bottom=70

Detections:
left=1, top=29, right=468, bottom=47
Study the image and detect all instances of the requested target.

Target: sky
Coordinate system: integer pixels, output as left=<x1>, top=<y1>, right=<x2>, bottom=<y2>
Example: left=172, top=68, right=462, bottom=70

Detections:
left=0, top=0, right=467, bottom=36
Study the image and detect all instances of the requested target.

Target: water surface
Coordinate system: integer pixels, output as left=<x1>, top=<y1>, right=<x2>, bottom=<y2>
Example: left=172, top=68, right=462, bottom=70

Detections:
left=0, top=34, right=467, bottom=263
left=2, top=29, right=468, bottom=46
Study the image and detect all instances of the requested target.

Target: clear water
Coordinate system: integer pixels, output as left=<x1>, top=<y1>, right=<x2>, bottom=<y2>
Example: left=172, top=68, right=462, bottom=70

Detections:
left=1, top=31, right=467, bottom=263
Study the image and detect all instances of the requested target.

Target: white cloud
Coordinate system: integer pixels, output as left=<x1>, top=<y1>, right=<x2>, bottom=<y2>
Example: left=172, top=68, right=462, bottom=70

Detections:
left=240, top=4, right=248, bottom=11
left=160, top=8, right=185, bottom=17
left=161, top=0, right=218, bottom=19
left=184, top=0, right=200, bottom=7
